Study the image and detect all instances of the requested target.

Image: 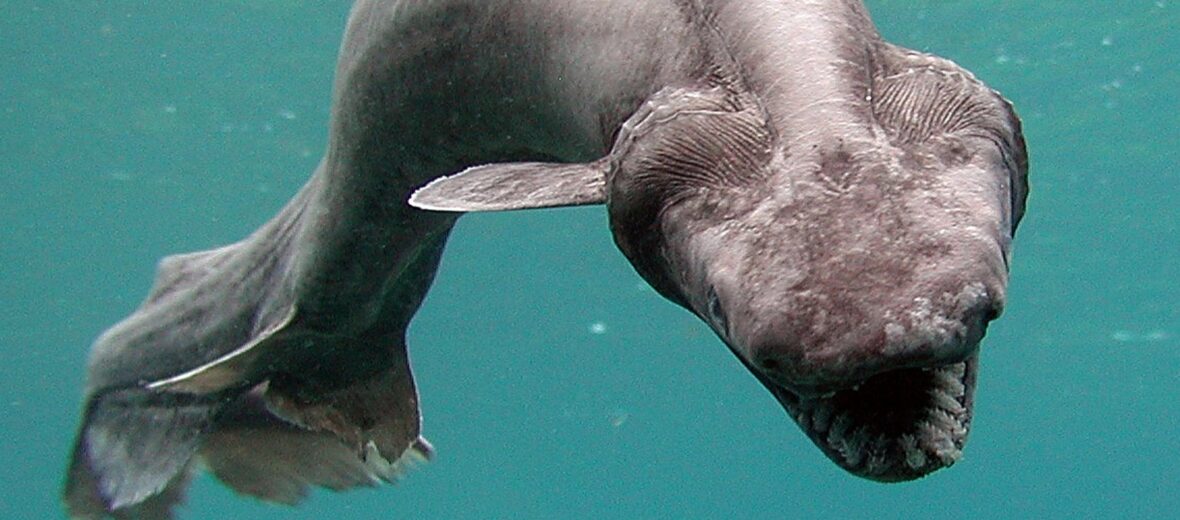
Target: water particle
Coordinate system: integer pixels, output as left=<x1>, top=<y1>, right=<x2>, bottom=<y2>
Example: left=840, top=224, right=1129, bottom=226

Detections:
left=588, top=322, right=608, bottom=335
left=1111, top=330, right=1173, bottom=343
left=1144, top=330, right=1172, bottom=342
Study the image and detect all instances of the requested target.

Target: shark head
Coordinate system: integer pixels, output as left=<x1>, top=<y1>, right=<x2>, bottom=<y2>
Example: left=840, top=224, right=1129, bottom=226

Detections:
left=410, top=50, right=1026, bottom=481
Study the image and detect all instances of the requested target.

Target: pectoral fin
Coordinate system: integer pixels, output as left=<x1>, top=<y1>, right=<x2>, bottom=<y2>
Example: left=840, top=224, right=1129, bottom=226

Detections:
left=408, top=159, right=609, bottom=212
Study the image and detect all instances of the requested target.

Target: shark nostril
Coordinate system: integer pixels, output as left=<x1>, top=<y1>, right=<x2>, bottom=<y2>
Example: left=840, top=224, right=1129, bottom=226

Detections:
left=971, top=290, right=1003, bottom=324
left=757, top=355, right=782, bottom=374
left=984, top=306, right=1000, bottom=322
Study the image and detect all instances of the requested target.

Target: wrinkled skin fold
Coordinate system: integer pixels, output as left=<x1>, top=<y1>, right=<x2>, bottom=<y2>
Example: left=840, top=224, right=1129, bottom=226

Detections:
left=65, top=1, right=1026, bottom=518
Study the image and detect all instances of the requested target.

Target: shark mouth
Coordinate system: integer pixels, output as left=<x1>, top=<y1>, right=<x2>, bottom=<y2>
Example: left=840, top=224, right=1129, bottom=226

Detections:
left=766, top=354, right=978, bottom=482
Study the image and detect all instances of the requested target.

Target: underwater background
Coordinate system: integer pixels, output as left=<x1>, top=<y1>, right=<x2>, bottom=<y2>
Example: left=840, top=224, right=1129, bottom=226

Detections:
left=1, top=1, right=1176, bottom=518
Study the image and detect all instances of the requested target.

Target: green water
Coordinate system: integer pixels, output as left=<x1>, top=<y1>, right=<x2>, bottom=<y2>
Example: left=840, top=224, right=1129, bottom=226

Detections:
left=2, top=1, right=1176, bottom=518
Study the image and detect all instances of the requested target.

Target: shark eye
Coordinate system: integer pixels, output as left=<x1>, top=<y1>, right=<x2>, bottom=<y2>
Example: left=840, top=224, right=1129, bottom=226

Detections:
left=706, top=287, right=728, bottom=335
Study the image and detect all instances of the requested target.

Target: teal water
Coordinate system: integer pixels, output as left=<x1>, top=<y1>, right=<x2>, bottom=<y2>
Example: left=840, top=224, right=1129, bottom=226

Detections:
left=2, top=1, right=1177, bottom=518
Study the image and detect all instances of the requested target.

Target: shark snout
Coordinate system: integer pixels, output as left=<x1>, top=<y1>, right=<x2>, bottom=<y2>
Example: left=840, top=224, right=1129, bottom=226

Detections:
left=744, top=282, right=1001, bottom=399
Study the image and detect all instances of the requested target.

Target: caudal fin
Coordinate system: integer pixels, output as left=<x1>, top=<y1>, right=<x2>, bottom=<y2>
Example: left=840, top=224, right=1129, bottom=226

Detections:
left=65, top=358, right=431, bottom=517
left=64, top=390, right=218, bottom=519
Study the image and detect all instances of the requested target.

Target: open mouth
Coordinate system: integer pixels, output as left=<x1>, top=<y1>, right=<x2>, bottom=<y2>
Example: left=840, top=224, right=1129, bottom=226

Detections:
left=766, top=354, right=978, bottom=482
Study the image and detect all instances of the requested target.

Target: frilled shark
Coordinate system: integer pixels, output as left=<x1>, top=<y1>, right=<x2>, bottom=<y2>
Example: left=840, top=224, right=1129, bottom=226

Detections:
left=65, top=0, right=1027, bottom=517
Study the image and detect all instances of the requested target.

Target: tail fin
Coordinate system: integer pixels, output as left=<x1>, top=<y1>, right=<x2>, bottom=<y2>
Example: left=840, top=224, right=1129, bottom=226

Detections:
left=64, top=390, right=218, bottom=519
left=65, top=356, right=432, bottom=517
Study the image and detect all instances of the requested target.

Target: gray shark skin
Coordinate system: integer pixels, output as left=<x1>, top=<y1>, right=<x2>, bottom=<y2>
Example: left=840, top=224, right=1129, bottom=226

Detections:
left=65, top=0, right=1027, bottom=518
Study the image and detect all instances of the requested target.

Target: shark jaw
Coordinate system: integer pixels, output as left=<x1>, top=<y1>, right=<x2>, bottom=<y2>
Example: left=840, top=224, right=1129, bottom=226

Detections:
left=766, top=354, right=978, bottom=482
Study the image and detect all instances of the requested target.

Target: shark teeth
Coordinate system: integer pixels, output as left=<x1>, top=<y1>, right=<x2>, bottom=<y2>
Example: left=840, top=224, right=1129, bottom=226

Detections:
left=789, top=360, right=974, bottom=480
